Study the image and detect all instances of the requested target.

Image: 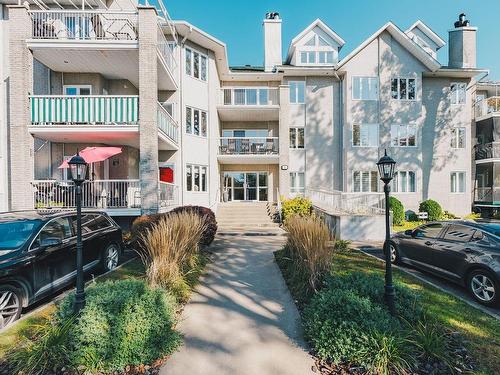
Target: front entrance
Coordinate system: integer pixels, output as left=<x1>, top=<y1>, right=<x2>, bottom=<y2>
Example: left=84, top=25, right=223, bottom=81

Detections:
left=223, top=172, right=268, bottom=201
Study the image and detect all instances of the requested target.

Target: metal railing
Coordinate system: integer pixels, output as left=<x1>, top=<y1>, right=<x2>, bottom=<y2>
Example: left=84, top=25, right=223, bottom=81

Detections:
left=475, top=96, right=500, bottom=119
left=30, top=10, right=138, bottom=40
left=474, top=187, right=500, bottom=203
left=32, top=179, right=141, bottom=209
left=30, top=95, right=139, bottom=125
left=159, top=181, right=179, bottom=208
left=157, top=23, right=176, bottom=72
left=219, top=137, right=279, bottom=155
left=474, top=142, right=500, bottom=160
left=221, top=88, right=279, bottom=106
left=306, top=188, right=385, bottom=215
left=157, top=103, right=179, bottom=143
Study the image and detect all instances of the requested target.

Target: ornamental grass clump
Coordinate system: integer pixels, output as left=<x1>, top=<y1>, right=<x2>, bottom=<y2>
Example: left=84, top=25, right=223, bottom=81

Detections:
left=283, top=214, right=333, bottom=297
left=139, top=211, right=207, bottom=302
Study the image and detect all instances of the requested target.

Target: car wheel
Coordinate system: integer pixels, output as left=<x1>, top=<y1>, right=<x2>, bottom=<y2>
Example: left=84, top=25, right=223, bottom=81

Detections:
left=0, top=286, right=23, bottom=329
left=388, top=243, right=400, bottom=264
left=102, top=244, right=120, bottom=272
left=467, top=270, right=498, bottom=306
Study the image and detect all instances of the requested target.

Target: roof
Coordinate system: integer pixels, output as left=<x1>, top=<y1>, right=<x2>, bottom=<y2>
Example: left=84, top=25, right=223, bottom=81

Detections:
left=336, top=22, right=441, bottom=72
left=405, top=20, right=446, bottom=48
left=230, top=65, right=265, bottom=72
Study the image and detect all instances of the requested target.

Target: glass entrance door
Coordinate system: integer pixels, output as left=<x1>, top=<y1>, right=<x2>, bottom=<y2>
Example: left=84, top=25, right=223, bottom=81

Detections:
left=245, top=173, right=257, bottom=201
left=223, top=172, right=268, bottom=201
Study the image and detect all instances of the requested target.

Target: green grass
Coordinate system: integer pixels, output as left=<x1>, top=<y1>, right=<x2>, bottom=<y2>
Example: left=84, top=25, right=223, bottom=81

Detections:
left=331, top=251, right=500, bottom=375
left=0, top=258, right=144, bottom=361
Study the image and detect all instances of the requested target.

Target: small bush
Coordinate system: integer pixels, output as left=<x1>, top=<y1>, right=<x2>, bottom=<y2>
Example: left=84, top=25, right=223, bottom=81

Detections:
left=389, top=197, right=404, bottom=226
left=284, top=215, right=333, bottom=294
left=139, top=211, right=207, bottom=302
left=419, top=199, right=443, bottom=221
left=334, top=239, right=352, bottom=253
left=464, top=212, right=481, bottom=220
left=58, top=279, right=181, bottom=372
left=171, top=205, right=217, bottom=246
left=442, top=210, right=459, bottom=220
left=410, top=318, right=450, bottom=365
left=282, top=196, right=312, bottom=221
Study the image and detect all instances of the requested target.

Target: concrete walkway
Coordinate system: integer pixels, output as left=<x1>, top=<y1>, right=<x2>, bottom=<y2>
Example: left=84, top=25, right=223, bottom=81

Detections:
left=161, top=235, right=313, bottom=375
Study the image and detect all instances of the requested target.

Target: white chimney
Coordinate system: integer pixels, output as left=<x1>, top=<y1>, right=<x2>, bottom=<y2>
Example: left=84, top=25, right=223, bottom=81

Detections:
left=263, top=12, right=282, bottom=72
left=448, top=13, right=477, bottom=68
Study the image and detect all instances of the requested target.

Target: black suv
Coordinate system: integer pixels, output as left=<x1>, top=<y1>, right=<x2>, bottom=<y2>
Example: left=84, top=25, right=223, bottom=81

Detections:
left=390, top=221, right=500, bottom=307
left=0, top=211, right=123, bottom=328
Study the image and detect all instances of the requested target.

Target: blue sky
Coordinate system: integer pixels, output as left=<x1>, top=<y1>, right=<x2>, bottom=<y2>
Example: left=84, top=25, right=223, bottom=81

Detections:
left=166, top=0, right=500, bottom=80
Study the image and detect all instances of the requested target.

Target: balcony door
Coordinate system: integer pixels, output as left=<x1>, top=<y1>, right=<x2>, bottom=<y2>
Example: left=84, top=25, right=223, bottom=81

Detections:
left=223, top=172, right=268, bottom=202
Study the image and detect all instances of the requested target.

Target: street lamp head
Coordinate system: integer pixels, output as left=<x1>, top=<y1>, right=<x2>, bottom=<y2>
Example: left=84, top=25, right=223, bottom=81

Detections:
left=377, top=149, right=396, bottom=183
left=68, top=152, right=88, bottom=185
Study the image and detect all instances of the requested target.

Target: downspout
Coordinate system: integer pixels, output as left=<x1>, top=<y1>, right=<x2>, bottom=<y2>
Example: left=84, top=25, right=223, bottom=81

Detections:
left=333, top=69, right=343, bottom=191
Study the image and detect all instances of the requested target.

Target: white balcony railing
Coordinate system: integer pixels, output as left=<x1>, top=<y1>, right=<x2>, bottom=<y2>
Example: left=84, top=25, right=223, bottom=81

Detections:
left=32, top=179, right=141, bottom=210
left=219, top=137, right=279, bottom=155
left=157, top=103, right=179, bottom=144
left=221, top=88, right=279, bottom=106
left=306, top=188, right=385, bottom=215
left=475, top=96, right=500, bottom=119
left=157, top=23, right=176, bottom=73
left=30, top=95, right=139, bottom=125
left=159, top=181, right=179, bottom=209
left=474, top=187, right=500, bottom=203
left=30, top=10, right=138, bottom=40
left=474, top=142, right=500, bottom=161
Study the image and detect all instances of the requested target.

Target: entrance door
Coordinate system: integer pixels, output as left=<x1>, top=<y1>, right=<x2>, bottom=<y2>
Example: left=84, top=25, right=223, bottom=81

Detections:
left=245, top=173, right=258, bottom=201
left=223, top=172, right=268, bottom=201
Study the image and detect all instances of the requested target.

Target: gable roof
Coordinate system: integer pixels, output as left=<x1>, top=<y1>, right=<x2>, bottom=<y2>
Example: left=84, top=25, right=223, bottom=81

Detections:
left=336, top=22, right=441, bottom=72
left=406, top=20, right=446, bottom=48
left=286, top=18, right=345, bottom=63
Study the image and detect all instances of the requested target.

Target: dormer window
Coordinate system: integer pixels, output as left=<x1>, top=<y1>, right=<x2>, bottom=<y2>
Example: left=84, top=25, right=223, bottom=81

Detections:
left=297, top=33, right=336, bottom=66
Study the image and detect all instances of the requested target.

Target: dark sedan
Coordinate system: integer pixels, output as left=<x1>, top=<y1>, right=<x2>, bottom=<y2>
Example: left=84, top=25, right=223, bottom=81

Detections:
left=0, top=211, right=123, bottom=328
left=389, top=221, right=500, bottom=307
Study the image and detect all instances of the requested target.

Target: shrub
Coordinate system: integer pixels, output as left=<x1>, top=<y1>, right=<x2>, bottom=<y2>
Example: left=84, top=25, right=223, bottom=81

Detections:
left=58, top=279, right=181, bottom=372
left=419, top=199, right=443, bottom=221
left=464, top=212, right=481, bottom=220
left=284, top=215, right=333, bottom=295
left=389, top=197, right=404, bottom=226
left=442, top=210, right=459, bottom=220
left=282, top=196, right=312, bottom=221
left=138, top=211, right=207, bottom=302
left=334, top=239, right=352, bottom=253
left=409, top=318, right=450, bottom=365
left=130, top=213, right=164, bottom=251
left=171, top=205, right=217, bottom=246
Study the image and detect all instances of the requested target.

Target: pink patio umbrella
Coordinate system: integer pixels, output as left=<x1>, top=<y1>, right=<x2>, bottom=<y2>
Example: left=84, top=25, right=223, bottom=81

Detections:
left=58, top=147, right=122, bottom=169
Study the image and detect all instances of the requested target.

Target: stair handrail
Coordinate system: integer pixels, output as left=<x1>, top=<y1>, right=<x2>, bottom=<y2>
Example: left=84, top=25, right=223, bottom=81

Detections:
left=276, top=188, right=283, bottom=223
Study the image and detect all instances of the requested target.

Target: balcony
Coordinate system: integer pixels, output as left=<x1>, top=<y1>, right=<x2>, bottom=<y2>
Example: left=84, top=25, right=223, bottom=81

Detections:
left=217, top=137, right=279, bottom=164
left=474, top=142, right=500, bottom=162
left=32, top=179, right=179, bottom=215
left=217, top=87, right=280, bottom=121
left=475, top=96, right=500, bottom=120
left=474, top=187, right=500, bottom=206
left=157, top=103, right=179, bottom=150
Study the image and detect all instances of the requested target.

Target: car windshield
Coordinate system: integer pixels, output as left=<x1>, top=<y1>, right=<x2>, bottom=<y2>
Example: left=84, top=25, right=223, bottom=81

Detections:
left=0, top=220, right=41, bottom=250
left=482, top=223, right=500, bottom=238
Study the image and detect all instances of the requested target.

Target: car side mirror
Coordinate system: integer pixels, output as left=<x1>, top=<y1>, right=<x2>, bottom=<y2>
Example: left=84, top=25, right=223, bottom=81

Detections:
left=39, top=237, right=62, bottom=248
left=404, top=229, right=414, bottom=236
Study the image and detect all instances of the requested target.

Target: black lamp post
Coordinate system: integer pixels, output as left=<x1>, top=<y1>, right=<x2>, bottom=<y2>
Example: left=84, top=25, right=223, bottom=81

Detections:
left=376, top=149, right=397, bottom=316
left=68, top=152, right=88, bottom=314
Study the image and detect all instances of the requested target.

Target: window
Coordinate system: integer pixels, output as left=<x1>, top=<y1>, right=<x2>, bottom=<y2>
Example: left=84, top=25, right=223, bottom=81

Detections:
left=414, top=223, right=443, bottom=239
left=290, top=172, right=305, bottom=194
left=352, top=124, right=378, bottom=147
left=289, top=81, right=305, bottom=104
left=185, top=107, right=207, bottom=137
left=185, top=48, right=207, bottom=81
left=451, top=82, right=466, bottom=105
left=391, top=124, right=417, bottom=147
left=450, top=172, right=466, bottom=193
left=352, top=171, right=379, bottom=192
left=352, top=77, right=378, bottom=100
left=318, top=51, right=334, bottom=64
left=392, top=171, right=416, bottom=193
left=289, top=128, right=304, bottom=149
left=451, top=128, right=465, bottom=149
left=64, top=85, right=91, bottom=95
left=391, top=78, right=416, bottom=100
left=443, top=224, right=475, bottom=243
left=34, top=217, right=72, bottom=248
left=186, top=164, right=207, bottom=192
left=74, top=214, right=110, bottom=234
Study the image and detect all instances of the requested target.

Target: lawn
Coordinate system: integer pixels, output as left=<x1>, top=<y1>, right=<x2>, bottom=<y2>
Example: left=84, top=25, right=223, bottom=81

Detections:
left=332, top=251, right=500, bottom=375
left=0, top=258, right=144, bottom=361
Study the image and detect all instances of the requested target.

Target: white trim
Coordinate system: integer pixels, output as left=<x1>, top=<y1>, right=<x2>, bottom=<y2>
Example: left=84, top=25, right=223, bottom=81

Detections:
left=450, top=171, right=467, bottom=193
left=405, top=20, right=446, bottom=48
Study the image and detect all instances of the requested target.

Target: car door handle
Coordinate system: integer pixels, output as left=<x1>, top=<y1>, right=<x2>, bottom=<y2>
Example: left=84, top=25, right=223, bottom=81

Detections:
left=425, top=241, right=433, bottom=246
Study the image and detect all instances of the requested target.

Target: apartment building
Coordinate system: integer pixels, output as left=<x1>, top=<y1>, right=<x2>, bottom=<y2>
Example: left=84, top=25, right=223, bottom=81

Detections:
left=0, top=1, right=486, bottom=218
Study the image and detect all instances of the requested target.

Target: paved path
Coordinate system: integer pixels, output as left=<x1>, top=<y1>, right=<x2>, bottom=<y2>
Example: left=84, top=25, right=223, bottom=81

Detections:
left=161, top=235, right=313, bottom=375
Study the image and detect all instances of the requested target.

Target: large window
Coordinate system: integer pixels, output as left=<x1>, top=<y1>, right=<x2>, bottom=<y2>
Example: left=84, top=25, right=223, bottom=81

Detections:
left=450, top=172, right=466, bottom=193
left=391, top=124, right=417, bottom=147
left=450, top=128, right=465, bottom=149
left=290, top=172, right=305, bottom=194
left=450, top=82, right=466, bottom=105
left=392, top=171, right=416, bottom=193
left=185, top=107, right=207, bottom=137
left=186, top=164, right=207, bottom=192
left=289, top=81, right=305, bottom=104
left=185, top=48, right=207, bottom=81
left=298, top=34, right=334, bottom=65
left=391, top=78, right=416, bottom=100
left=353, top=171, right=379, bottom=192
left=289, top=128, right=305, bottom=149
left=414, top=223, right=444, bottom=239
left=352, top=77, right=378, bottom=100
left=352, top=124, right=378, bottom=147
left=443, top=224, right=475, bottom=243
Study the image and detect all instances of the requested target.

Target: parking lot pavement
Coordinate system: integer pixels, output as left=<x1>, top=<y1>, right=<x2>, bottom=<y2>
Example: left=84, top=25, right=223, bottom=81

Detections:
left=351, top=241, right=500, bottom=319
